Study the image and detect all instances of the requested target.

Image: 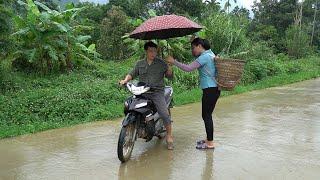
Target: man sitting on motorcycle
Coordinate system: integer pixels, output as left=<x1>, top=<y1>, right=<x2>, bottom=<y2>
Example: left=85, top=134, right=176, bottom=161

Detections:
left=119, top=41, right=174, bottom=150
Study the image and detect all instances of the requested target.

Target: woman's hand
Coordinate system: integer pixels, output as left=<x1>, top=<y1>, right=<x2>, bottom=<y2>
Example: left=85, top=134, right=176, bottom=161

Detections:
left=214, top=55, right=221, bottom=61
left=166, top=55, right=175, bottom=64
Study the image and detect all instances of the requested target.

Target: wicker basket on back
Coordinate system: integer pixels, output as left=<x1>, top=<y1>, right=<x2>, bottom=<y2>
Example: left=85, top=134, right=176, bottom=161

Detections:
left=214, top=57, right=246, bottom=91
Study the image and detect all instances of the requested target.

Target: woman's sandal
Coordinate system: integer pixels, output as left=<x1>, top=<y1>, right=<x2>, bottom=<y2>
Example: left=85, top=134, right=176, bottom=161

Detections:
left=196, top=143, right=215, bottom=150
left=196, top=140, right=206, bottom=145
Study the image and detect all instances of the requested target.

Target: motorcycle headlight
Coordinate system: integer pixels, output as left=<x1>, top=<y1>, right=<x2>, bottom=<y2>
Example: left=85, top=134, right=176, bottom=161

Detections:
left=124, top=101, right=129, bottom=109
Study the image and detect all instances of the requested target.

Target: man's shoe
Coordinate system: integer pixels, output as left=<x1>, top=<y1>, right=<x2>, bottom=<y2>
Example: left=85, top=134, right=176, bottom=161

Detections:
left=166, top=141, right=174, bottom=150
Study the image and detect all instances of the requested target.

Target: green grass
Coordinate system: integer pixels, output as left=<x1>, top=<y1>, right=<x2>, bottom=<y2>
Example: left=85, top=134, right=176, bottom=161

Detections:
left=0, top=56, right=319, bottom=139
left=173, top=69, right=320, bottom=105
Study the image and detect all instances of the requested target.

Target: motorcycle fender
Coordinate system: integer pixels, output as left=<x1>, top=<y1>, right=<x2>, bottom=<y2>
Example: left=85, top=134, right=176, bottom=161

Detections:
left=122, top=113, right=137, bottom=127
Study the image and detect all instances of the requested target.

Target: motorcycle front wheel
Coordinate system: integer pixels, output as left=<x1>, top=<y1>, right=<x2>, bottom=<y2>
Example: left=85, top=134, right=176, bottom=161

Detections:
left=117, top=122, right=137, bottom=163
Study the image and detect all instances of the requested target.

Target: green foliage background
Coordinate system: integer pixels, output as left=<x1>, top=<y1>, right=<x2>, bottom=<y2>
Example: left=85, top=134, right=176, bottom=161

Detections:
left=0, top=0, right=320, bottom=138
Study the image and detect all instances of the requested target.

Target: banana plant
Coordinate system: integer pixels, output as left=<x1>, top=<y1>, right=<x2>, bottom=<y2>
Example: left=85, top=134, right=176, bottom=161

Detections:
left=11, top=0, right=100, bottom=73
left=201, top=12, right=249, bottom=57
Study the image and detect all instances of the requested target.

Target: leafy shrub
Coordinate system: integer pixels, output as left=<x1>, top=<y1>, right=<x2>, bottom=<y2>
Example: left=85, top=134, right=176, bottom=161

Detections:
left=286, top=25, right=312, bottom=59
left=11, top=0, right=99, bottom=73
left=202, top=12, right=250, bottom=55
left=0, top=0, right=13, bottom=58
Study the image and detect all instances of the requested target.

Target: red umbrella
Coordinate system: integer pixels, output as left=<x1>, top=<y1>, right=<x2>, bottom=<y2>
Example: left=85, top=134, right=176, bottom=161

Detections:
left=129, top=14, right=202, bottom=40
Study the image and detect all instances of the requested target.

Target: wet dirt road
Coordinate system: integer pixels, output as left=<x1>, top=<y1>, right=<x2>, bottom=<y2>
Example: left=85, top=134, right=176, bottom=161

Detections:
left=1, top=78, right=320, bottom=180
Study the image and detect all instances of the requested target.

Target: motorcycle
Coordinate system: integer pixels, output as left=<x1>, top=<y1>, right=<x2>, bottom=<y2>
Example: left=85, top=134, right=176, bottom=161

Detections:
left=117, top=82, right=173, bottom=163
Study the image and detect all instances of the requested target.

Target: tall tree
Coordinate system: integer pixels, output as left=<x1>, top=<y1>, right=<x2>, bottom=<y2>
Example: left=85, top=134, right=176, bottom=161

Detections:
left=302, top=0, right=320, bottom=47
left=310, top=1, right=318, bottom=45
left=108, top=0, right=207, bottom=19
left=160, top=0, right=205, bottom=17
left=76, top=2, right=108, bottom=45
left=108, top=0, right=149, bottom=18
left=250, top=0, right=299, bottom=51
left=224, top=0, right=237, bottom=13
left=98, top=6, right=134, bottom=60
left=231, top=6, right=250, bottom=19
left=0, top=0, right=13, bottom=58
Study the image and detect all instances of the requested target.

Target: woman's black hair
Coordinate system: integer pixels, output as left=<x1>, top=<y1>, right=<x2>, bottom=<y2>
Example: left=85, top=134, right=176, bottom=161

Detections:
left=144, top=41, right=158, bottom=50
left=191, top=38, right=211, bottom=50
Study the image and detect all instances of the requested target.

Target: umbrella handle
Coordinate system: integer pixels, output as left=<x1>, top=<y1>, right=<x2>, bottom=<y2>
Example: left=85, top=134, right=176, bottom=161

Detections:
left=166, top=41, right=173, bottom=56
left=159, top=42, right=171, bottom=59
left=165, top=43, right=174, bottom=66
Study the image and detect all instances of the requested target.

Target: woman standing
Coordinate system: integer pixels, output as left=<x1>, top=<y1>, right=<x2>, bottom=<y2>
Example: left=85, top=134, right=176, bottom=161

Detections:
left=166, top=38, right=220, bottom=150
